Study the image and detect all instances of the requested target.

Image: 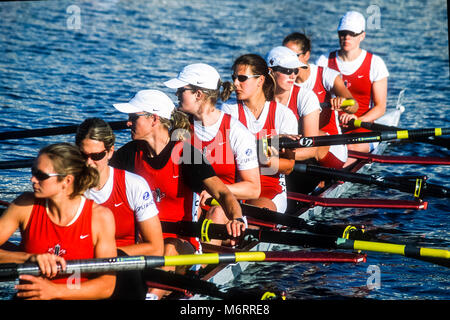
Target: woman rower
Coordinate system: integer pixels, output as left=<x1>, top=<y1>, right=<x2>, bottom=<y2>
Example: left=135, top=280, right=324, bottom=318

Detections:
left=109, top=89, right=245, bottom=299
left=0, top=143, right=117, bottom=300
left=268, top=46, right=349, bottom=169
left=316, top=11, right=389, bottom=161
left=282, top=32, right=359, bottom=135
left=75, top=117, right=164, bottom=299
left=221, top=53, right=298, bottom=213
left=164, top=63, right=260, bottom=246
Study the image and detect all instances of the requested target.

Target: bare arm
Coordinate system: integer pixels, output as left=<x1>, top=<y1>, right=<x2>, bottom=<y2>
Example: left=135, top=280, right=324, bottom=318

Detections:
left=0, top=193, right=34, bottom=263
left=203, top=176, right=245, bottom=238
left=225, top=167, right=261, bottom=200
left=331, top=76, right=359, bottom=114
left=359, top=77, right=387, bottom=122
left=119, top=215, right=164, bottom=256
left=294, top=110, right=320, bottom=161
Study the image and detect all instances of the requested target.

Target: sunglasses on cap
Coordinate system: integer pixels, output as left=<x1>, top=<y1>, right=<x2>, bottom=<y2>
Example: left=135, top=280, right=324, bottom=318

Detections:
left=272, top=66, right=299, bottom=75
left=31, top=167, right=66, bottom=181
left=81, top=150, right=107, bottom=161
left=338, top=30, right=364, bottom=38
left=231, top=74, right=261, bottom=82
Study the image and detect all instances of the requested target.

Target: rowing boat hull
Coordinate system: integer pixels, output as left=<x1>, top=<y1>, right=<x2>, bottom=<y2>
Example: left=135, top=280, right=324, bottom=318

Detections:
left=185, top=95, right=405, bottom=300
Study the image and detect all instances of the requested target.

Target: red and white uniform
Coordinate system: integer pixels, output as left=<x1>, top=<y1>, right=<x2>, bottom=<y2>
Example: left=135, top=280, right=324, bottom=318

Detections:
left=221, top=100, right=298, bottom=213
left=296, top=64, right=342, bottom=135
left=316, top=49, right=389, bottom=133
left=190, top=112, right=259, bottom=185
left=133, top=141, right=200, bottom=251
left=287, top=84, right=347, bottom=168
left=84, top=166, right=158, bottom=248
left=20, top=197, right=94, bottom=284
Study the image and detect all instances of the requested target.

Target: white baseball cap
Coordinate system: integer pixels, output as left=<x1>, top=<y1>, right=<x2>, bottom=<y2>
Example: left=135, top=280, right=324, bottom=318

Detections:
left=338, top=11, right=366, bottom=34
left=164, top=63, right=221, bottom=90
left=266, top=46, right=307, bottom=69
left=113, top=89, right=175, bottom=120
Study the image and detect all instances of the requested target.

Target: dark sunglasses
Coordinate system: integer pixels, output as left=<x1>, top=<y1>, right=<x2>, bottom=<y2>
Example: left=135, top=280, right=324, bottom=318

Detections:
left=31, top=167, right=65, bottom=181
left=338, top=30, right=364, bottom=38
left=176, top=87, right=196, bottom=96
left=81, top=150, right=107, bottom=161
left=231, top=74, right=261, bottom=82
left=128, top=112, right=151, bottom=123
left=272, top=66, right=299, bottom=75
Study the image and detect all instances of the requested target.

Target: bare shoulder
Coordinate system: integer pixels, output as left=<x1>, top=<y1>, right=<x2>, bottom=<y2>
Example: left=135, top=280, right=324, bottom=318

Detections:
left=11, top=192, right=35, bottom=206
left=91, top=202, right=115, bottom=227
left=6, top=192, right=35, bottom=220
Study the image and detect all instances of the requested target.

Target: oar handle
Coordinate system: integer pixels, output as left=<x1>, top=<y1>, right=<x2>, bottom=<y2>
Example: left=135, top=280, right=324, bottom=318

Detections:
left=320, top=98, right=355, bottom=109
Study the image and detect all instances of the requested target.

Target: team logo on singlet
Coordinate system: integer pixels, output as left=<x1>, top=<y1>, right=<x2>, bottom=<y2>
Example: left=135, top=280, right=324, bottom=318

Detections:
left=48, top=243, right=66, bottom=257
left=344, top=80, right=351, bottom=88
left=152, top=188, right=166, bottom=203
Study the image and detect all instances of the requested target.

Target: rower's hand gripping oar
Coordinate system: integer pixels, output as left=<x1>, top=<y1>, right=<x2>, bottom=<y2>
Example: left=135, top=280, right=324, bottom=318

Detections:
left=320, top=98, right=356, bottom=112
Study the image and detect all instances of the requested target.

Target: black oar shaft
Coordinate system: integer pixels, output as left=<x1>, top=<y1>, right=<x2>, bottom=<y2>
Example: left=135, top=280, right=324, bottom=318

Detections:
left=293, top=163, right=450, bottom=199
left=274, top=127, right=449, bottom=149
left=0, top=121, right=128, bottom=141
left=349, top=119, right=450, bottom=149
left=240, top=203, right=366, bottom=240
left=160, top=221, right=450, bottom=267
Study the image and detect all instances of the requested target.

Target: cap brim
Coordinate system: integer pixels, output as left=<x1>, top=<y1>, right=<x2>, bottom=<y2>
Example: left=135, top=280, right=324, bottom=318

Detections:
left=112, top=102, right=144, bottom=114
left=164, top=78, right=189, bottom=89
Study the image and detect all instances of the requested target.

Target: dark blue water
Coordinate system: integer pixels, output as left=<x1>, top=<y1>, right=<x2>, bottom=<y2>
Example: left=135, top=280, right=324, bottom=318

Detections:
left=0, top=0, right=448, bottom=300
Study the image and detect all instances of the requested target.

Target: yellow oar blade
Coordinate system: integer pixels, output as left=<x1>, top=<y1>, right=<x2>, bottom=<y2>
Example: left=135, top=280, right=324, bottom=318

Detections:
left=337, top=238, right=450, bottom=260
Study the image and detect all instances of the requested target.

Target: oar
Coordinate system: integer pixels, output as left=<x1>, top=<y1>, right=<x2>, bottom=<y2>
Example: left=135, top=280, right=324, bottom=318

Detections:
left=347, top=151, right=450, bottom=165
left=143, top=267, right=285, bottom=300
left=0, top=120, right=128, bottom=141
left=161, top=220, right=450, bottom=268
left=205, top=200, right=410, bottom=238
left=0, top=250, right=366, bottom=282
left=348, top=119, right=450, bottom=149
left=320, top=98, right=356, bottom=111
left=0, top=158, right=34, bottom=170
left=286, top=191, right=427, bottom=210
left=293, top=163, right=450, bottom=199
left=272, top=127, right=449, bottom=149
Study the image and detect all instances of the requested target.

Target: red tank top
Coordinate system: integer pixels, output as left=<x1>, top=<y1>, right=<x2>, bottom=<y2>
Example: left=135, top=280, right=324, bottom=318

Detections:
left=21, top=198, right=94, bottom=283
left=191, top=113, right=236, bottom=185
left=237, top=101, right=282, bottom=198
left=134, top=141, right=199, bottom=250
left=314, top=66, right=340, bottom=135
left=100, top=168, right=136, bottom=247
left=287, top=85, right=301, bottom=120
left=328, top=51, right=373, bottom=118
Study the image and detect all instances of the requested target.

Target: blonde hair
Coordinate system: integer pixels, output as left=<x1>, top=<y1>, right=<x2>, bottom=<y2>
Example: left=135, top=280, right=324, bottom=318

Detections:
left=38, top=143, right=99, bottom=198
left=190, top=80, right=235, bottom=105
left=159, top=109, right=191, bottom=141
